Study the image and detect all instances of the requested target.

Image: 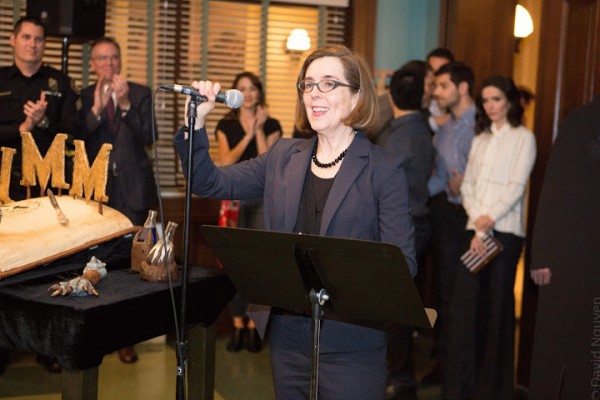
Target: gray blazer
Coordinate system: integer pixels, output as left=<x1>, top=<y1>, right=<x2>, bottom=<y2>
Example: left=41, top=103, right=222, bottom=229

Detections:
left=175, top=127, right=416, bottom=350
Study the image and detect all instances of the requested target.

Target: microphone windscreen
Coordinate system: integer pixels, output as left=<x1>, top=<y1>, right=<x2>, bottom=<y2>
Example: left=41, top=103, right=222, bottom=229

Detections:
left=225, top=89, right=243, bottom=109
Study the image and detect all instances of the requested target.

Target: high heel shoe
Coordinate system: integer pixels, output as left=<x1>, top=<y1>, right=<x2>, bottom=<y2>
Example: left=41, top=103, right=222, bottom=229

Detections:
left=227, top=328, right=246, bottom=352
left=246, top=328, right=262, bottom=353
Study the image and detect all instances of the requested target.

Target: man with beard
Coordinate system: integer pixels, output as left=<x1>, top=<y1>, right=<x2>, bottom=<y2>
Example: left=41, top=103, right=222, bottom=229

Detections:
left=427, top=62, right=476, bottom=399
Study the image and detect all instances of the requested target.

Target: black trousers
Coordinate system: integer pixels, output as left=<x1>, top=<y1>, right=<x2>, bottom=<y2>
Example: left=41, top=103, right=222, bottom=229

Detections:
left=270, top=315, right=387, bottom=400
left=386, top=215, right=431, bottom=387
left=229, top=199, right=264, bottom=317
left=442, top=230, right=523, bottom=400
left=427, top=194, right=470, bottom=385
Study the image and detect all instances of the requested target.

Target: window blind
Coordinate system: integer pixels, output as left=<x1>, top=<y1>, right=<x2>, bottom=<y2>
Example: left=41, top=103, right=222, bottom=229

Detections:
left=0, top=0, right=348, bottom=192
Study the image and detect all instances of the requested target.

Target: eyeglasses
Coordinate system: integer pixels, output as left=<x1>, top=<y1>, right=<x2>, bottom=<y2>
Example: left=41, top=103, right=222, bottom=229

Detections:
left=92, top=55, right=120, bottom=62
left=297, top=79, right=358, bottom=93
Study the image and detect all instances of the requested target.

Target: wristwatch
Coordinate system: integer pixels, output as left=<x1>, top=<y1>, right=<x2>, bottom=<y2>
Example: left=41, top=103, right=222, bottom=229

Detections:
left=37, top=115, right=50, bottom=130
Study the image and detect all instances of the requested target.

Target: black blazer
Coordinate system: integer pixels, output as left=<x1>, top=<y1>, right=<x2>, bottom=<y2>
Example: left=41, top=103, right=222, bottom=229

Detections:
left=79, top=81, right=157, bottom=215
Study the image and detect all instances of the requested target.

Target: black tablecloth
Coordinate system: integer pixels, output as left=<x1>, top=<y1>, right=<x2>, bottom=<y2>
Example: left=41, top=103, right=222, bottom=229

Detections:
left=0, top=265, right=235, bottom=370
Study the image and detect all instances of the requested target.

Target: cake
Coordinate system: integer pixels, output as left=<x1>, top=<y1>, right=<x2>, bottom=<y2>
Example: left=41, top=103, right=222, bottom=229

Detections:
left=0, top=196, right=136, bottom=279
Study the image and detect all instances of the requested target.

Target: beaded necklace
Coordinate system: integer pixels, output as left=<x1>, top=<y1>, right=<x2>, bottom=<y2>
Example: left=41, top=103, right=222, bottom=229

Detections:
left=311, top=132, right=355, bottom=168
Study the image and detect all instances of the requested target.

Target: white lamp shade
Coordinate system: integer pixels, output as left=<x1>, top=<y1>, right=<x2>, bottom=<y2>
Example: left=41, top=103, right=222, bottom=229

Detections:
left=514, top=5, right=534, bottom=38
left=286, top=29, right=311, bottom=51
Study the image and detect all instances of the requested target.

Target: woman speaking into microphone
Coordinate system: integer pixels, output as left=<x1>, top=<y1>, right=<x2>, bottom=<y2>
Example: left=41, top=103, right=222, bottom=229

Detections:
left=173, top=45, right=416, bottom=400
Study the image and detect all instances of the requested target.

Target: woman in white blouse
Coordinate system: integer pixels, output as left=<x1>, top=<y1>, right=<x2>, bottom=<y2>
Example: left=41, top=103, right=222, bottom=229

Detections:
left=448, top=75, right=536, bottom=399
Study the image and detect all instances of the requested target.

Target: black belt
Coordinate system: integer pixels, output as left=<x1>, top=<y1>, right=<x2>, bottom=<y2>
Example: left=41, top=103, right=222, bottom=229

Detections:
left=448, top=202, right=465, bottom=211
left=446, top=201, right=465, bottom=213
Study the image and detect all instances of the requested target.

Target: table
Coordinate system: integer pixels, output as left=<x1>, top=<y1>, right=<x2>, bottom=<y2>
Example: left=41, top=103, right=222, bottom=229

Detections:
left=0, top=262, right=235, bottom=400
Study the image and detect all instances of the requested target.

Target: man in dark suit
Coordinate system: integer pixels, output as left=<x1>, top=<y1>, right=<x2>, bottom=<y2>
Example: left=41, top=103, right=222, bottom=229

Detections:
left=80, top=37, right=157, bottom=227
left=376, top=60, right=435, bottom=400
left=79, top=37, right=157, bottom=364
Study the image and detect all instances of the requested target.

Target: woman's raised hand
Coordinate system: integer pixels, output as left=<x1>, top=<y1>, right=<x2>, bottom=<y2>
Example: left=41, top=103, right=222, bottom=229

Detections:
left=184, top=80, right=222, bottom=131
left=255, top=105, right=268, bottom=129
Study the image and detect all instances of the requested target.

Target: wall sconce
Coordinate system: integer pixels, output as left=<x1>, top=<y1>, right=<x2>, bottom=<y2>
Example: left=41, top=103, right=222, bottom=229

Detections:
left=514, top=4, right=533, bottom=53
left=286, top=29, right=311, bottom=51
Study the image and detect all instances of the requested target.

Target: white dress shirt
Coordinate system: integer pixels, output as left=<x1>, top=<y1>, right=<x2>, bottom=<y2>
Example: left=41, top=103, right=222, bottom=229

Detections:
left=461, top=122, right=536, bottom=237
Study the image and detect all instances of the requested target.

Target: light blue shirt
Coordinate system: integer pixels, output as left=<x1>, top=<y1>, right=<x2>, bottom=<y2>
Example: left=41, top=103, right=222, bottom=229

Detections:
left=427, top=104, right=476, bottom=204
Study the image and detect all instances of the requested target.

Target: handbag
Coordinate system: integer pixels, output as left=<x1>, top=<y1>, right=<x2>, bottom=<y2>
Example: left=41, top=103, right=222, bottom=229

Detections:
left=460, top=235, right=503, bottom=274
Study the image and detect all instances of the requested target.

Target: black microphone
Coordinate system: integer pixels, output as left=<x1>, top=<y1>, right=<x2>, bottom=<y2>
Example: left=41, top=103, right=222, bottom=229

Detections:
left=159, top=84, right=243, bottom=109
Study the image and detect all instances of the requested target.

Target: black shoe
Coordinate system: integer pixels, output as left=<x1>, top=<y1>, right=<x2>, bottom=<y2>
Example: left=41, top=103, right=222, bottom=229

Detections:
left=226, top=328, right=246, bottom=352
left=118, top=346, right=139, bottom=363
left=514, top=384, right=530, bottom=400
left=420, top=366, right=441, bottom=386
left=246, top=328, right=262, bottom=353
left=36, top=354, right=62, bottom=373
left=385, top=383, right=417, bottom=400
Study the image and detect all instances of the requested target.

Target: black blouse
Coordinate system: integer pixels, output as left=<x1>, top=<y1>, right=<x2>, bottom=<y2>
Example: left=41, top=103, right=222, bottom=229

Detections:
left=294, top=169, right=335, bottom=235
left=215, top=117, right=282, bottom=162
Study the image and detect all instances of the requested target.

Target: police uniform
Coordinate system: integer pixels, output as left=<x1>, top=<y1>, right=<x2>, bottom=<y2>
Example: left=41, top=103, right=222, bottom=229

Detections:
left=0, top=64, right=80, bottom=201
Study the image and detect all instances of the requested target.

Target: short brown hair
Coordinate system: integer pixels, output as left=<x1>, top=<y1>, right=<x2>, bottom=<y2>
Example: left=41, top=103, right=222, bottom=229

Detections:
left=295, top=45, right=378, bottom=132
left=14, top=16, right=45, bottom=37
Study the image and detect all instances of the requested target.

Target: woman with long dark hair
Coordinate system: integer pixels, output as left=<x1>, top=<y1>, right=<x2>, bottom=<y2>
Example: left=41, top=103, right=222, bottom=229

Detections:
left=215, top=71, right=282, bottom=353
left=449, top=75, right=536, bottom=398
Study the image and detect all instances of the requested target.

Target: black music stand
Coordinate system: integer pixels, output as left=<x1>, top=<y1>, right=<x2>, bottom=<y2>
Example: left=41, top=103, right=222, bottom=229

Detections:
left=201, top=226, right=436, bottom=400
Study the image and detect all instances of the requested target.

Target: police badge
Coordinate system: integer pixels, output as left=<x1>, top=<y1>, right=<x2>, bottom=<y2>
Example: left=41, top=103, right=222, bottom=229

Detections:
left=44, top=77, right=62, bottom=98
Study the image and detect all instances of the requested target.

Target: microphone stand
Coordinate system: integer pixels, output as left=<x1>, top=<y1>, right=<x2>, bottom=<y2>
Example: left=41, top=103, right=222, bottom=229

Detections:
left=176, top=95, right=200, bottom=400
left=61, top=37, right=69, bottom=74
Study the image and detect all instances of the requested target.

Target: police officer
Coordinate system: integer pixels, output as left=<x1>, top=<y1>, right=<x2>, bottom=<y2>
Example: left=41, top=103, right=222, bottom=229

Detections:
left=0, top=16, right=79, bottom=374
left=0, top=16, right=79, bottom=201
